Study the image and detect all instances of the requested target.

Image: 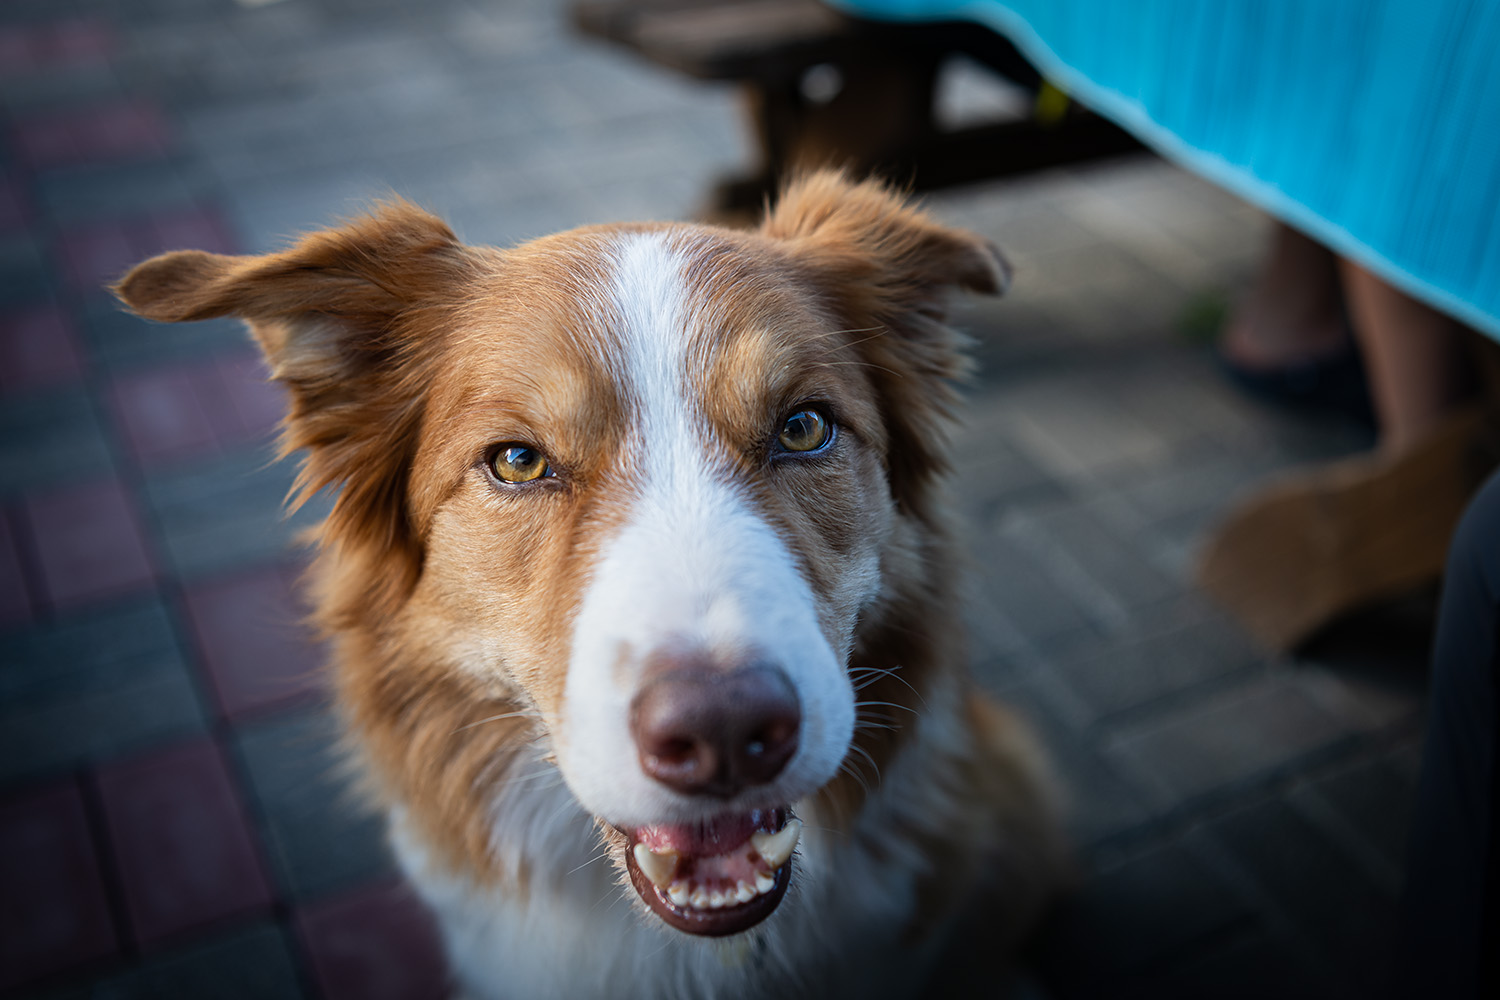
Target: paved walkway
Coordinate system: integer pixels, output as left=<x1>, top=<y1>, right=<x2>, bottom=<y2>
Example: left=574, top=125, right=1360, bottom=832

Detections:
left=0, top=2, right=1425, bottom=998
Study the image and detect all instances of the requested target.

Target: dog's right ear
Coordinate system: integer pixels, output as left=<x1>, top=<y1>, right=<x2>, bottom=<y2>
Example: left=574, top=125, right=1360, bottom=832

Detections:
left=114, top=201, right=474, bottom=614
left=115, top=200, right=468, bottom=391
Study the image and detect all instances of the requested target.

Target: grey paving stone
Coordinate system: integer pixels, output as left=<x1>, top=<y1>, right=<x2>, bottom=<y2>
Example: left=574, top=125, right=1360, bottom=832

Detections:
left=983, top=374, right=1176, bottom=483
left=68, top=921, right=305, bottom=1000
left=1291, top=661, right=1425, bottom=733
left=0, top=597, right=206, bottom=785
left=0, top=65, right=124, bottom=117
left=140, top=448, right=329, bottom=582
left=34, top=159, right=215, bottom=227
left=1135, top=930, right=1350, bottom=1000
left=1093, top=446, right=1290, bottom=577
left=78, top=301, right=249, bottom=371
left=233, top=707, right=392, bottom=902
left=952, top=295, right=1100, bottom=379
left=934, top=186, right=1100, bottom=260
left=1035, top=838, right=1254, bottom=998
left=0, top=387, right=115, bottom=497
left=997, top=498, right=1182, bottom=631
left=1109, top=351, right=1286, bottom=456
left=1293, top=744, right=1422, bottom=888
left=1048, top=604, right=1266, bottom=727
left=966, top=528, right=1098, bottom=652
left=1101, top=673, right=1359, bottom=809
left=1191, top=796, right=1398, bottom=991
left=993, top=676, right=1152, bottom=846
left=222, top=165, right=434, bottom=256
left=950, top=396, right=1070, bottom=517
left=0, top=234, right=53, bottom=305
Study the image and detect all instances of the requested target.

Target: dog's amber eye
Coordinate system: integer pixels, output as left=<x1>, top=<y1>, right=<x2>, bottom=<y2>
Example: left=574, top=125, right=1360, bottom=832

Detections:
left=489, top=444, right=550, bottom=483
left=777, top=409, right=831, bottom=453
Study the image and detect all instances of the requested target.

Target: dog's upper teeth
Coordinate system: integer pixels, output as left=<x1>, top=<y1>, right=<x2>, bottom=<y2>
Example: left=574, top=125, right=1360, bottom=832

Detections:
left=632, top=843, right=679, bottom=889
left=750, top=818, right=802, bottom=870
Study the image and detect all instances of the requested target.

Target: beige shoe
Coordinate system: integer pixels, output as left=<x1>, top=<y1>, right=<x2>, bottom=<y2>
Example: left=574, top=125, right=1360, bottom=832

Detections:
left=1196, top=407, right=1500, bottom=650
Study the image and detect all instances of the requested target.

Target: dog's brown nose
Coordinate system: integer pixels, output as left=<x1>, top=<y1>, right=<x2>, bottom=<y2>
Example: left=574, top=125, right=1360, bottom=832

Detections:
left=630, top=659, right=801, bottom=798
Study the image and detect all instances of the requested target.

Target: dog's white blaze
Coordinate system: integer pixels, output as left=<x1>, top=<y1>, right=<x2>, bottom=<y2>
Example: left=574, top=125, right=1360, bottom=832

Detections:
left=558, top=231, right=855, bottom=825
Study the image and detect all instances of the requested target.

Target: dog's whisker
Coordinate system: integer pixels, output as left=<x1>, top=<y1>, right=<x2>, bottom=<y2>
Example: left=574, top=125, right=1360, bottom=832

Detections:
left=566, top=849, right=612, bottom=876
left=846, top=742, right=883, bottom=782
left=496, top=767, right=563, bottom=790
left=817, top=327, right=889, bottom=354
left=850, top=666, right=929, bottom=707
left=808, top=359, right=902, bottom=377
left=809, top=324, right=884, bottom=344
left=837, top=760, right=874, bottom=798
left=853, top=699, right=919, bottom=715
left=450, top=709, right=543, bottom=735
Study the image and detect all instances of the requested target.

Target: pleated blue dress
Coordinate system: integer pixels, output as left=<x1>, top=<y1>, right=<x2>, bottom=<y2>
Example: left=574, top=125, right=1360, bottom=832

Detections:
left=839, top=0, right=1500, bottom=340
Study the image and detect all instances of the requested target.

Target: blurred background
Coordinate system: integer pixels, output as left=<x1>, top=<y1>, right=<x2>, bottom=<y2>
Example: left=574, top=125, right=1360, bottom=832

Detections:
left=0, top=0, right=1447, bottom=997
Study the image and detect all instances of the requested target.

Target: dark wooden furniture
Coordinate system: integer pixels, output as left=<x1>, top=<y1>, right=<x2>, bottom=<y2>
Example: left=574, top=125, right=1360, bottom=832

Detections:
left=572, top=0, right=1144, bottom=216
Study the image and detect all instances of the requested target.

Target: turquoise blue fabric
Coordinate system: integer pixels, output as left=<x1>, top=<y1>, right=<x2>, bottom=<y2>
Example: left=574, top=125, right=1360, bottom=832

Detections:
left=838, top=0, right=1500, bottom=339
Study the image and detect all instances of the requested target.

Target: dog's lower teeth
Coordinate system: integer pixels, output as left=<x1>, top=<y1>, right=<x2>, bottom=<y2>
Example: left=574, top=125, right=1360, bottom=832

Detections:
left=662, top=870, right=780, bottom=911
left=641, top=820, right=800, bottom=911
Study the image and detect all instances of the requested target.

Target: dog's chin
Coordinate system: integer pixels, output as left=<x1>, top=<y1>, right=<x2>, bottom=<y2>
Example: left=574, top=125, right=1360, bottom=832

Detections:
left=616, top=807, right=801, bottom=937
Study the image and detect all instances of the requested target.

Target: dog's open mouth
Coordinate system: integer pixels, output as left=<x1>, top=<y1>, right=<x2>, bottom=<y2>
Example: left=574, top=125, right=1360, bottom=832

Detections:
left=621, top=807, right=800, bottom=936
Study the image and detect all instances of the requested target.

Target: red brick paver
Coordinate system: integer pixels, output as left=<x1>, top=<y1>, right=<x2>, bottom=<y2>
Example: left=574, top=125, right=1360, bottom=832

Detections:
left=94, top=738, right=274, bottom=949
left=110, top=352, right=281, bottom=466
left=0, top=303, right=84, bottom=393
left=57, top=205, right=237, bottom=291
left=297, top=880, right=449, bottom=1000
left=0, top=174, right=29, bottom=232
left=13, top=100, right=170, bottom=170
left=181, top=564, right=325, bottom=721
left=0, top=781, right=119, bottom=992
left=0, top=508, right=35, bottom=626
left=20, top=477, right=155, bottom=610
left=0, top=18, right=112, bottom=77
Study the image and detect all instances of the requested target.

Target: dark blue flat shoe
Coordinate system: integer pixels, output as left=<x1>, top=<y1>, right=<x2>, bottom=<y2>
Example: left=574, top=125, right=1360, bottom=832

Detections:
left=1218, top=340, right=1375, bottom=428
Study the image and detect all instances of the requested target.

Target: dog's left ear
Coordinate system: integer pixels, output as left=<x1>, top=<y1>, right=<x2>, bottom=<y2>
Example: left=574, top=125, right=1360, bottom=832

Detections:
left=761, top=171, right=1009, bottom=515
left=761, top=169, right=1011, bottom=316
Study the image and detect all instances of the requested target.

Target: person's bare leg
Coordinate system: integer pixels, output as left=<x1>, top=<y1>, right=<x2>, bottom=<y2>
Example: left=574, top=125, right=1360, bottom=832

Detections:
left=1221, top=222, right=1347, bottom=369
left=1339, top=260, right=1469, bottom=451
left=1200, top=254, right=1486, bottom=650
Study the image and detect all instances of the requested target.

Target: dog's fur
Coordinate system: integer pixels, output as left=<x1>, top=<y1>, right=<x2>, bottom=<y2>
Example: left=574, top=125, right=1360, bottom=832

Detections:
left=117, top=172, right=1068, bottom=999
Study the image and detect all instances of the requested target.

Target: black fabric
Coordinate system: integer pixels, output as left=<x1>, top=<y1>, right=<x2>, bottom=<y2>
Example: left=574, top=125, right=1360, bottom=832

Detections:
left=1393, top=470, right=1500, bottom=998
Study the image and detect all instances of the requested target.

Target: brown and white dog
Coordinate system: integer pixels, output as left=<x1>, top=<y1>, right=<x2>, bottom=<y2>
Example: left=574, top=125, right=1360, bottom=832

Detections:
left=116, top=172, right=1067, bottom=999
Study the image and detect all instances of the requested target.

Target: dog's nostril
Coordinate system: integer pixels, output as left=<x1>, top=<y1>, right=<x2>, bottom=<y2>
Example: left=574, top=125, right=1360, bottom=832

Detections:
left=657, top=738, right=696, bottom=762
left=630, top=661, right=801, bottom=798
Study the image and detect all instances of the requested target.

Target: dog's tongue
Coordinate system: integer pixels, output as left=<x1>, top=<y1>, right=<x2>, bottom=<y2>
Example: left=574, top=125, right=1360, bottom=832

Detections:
left=635, top=811, right=772, bottom=857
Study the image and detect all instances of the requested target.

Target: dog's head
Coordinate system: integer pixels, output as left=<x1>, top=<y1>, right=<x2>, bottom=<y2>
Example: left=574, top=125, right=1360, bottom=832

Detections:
left=116, top=172, right=1007, bottom=937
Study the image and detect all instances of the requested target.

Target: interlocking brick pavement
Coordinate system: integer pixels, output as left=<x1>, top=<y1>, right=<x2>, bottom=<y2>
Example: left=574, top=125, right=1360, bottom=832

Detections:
left=0, top=1, right=1427, bottom=998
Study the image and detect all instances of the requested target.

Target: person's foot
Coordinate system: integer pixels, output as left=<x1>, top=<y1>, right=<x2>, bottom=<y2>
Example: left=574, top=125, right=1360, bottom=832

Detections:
left=1196, top=408, right=1498, bottom=649
left=1217, top=333, right=1374, bottom=426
